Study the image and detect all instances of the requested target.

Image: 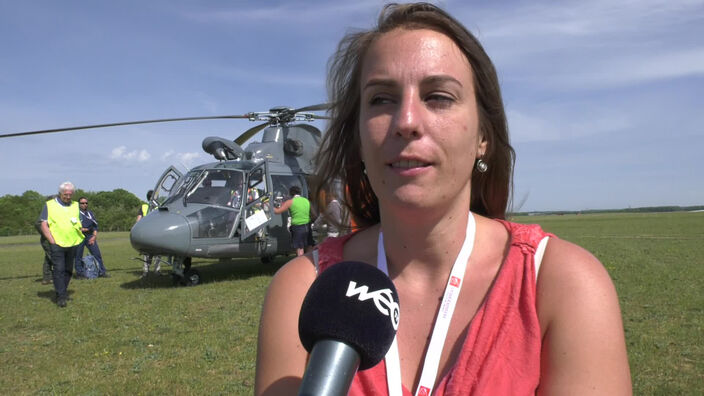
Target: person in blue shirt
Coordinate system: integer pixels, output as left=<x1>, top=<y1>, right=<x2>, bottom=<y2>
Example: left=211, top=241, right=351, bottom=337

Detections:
left=74, top=197, right=109, bottom=278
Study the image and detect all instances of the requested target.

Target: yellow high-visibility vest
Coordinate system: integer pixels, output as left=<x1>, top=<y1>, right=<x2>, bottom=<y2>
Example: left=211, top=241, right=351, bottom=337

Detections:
left=141, top=203, right=149, bottom=217
left=46, top=199, right=84, bottom=247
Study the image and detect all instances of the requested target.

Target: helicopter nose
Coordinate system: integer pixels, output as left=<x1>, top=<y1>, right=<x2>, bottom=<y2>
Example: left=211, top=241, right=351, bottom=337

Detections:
left=130, top=212, right=191, bottom=256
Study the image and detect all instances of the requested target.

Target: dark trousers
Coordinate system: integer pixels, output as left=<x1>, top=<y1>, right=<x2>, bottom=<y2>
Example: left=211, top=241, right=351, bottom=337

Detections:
left=75, top=239, right=106, bottom=275
left=40, top=237, right=53, bottom=281
left=50, top=244, right=78, bottom=299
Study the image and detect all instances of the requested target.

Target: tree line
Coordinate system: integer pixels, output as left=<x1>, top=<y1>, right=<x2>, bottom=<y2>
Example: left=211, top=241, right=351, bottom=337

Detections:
left=0, top=189, right=143, bottom=237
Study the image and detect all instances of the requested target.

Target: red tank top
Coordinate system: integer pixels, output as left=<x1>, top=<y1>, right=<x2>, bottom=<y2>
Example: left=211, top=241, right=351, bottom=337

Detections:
left=316, top=220, right=552, bottom=395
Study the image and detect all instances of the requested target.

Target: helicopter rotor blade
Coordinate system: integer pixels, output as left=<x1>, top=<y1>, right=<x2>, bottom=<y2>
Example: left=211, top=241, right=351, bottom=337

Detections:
left=0, top=115, right=251, bottom=139
left=293, top=103, right=330, bottom=113
left=307, top=114, right=331, bottom=120
left=234, top=122, right=270, bottom=146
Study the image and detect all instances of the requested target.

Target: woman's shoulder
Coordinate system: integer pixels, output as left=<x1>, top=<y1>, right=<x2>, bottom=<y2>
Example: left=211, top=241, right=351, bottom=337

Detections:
left=268, top=254, right=317, bottom=291
left=535, top=238, right=632, bottom=393
left=536, top=236, right=622, bottom=338
left=539, top=237, right=610, bottom=296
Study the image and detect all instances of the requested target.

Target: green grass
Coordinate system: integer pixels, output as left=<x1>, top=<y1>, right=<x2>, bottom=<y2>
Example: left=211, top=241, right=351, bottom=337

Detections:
left=0, top=232, right=288, bottom=395
left=1, top=212, right=702, bottom=394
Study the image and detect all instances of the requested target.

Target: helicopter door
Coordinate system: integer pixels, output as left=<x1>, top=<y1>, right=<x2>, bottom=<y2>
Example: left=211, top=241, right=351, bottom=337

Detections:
left=241, top=162, right=273, bottom=240
left=151, top=165, right=183, bottom=209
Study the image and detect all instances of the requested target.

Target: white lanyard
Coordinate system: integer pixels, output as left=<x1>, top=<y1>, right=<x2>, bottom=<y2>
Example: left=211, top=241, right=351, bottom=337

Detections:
left=80, top=210, right=97, bottom=225
left=378, top=212, right=476, bottom=396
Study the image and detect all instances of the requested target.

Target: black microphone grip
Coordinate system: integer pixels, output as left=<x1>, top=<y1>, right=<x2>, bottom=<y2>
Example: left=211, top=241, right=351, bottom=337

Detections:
left=298, top=340, right=360, bottom=396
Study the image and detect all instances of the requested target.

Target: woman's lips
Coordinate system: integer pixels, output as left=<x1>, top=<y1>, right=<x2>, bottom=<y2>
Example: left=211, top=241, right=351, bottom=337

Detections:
left=389, top=159, right=430, bottom=169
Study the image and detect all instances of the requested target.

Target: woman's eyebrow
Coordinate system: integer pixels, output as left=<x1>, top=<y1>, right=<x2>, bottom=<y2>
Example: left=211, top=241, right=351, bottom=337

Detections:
left=421, top=74, right=463, bottom=88
left=362, top=78, right=398, bottom=91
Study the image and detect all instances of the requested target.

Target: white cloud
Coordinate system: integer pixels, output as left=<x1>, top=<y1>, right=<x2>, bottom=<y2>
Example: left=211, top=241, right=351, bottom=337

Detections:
left=179, top=152, right=202, bottom=166
left=160, top=150, right=175, bottom=161
left=110, top=146, right=126, bottom=159
left=160, top=150, right=203, bottom=168
left=470, top=0, right=704, bottom=90
left=110, top=145, right=151, bottom=162
left=475, top=0, right=703, bottom=41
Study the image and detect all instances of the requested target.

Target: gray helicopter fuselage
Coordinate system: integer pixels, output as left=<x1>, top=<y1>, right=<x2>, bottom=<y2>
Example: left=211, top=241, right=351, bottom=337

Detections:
left=130, top=123, right=320, bottom=260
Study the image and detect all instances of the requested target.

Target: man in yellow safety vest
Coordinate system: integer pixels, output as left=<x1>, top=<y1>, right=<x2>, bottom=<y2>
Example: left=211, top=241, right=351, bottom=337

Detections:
left=39, top=181, right=84, bottom=307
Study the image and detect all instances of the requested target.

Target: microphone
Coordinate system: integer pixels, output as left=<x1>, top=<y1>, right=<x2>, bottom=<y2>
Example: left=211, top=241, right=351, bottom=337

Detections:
left=298, top=261, right=400, bottom=396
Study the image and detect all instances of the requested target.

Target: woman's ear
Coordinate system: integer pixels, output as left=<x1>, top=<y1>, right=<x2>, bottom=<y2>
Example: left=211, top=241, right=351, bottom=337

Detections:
left=477, top=135, right=488, bottom=158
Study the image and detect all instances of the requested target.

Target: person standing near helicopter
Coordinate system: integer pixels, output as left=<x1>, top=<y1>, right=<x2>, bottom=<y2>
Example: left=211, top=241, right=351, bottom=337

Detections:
left=136, top=190, right=160, bottom=276
left=273, top=186, right=311, bottom=256
left=38, top=181, right=84, bottom=308
left=74, top=197, right=109, bottom=278
left=311, top=191, right=344, bottom=240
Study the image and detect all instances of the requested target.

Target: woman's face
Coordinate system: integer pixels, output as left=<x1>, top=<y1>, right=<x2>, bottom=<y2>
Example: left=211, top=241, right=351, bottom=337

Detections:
left=358, top=28, right=485, bottom=212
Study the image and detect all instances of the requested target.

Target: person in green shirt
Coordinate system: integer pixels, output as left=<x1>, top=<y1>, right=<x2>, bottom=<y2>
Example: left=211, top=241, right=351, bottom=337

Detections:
left=274, top=186, right=311, bottom=256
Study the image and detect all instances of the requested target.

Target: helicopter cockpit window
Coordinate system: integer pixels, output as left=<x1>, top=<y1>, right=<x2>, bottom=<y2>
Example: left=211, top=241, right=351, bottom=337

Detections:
left=162, top=170, right=202, bottom=206
left=153, top=172, right=180, bottom=207
left=185, top=169, right=245, bottom=208
left=271, top=175, right=306, bottom=204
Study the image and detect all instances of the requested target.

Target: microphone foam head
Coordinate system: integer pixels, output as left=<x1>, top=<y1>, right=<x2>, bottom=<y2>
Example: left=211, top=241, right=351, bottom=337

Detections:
left=298, top=261, right=400, bottom=370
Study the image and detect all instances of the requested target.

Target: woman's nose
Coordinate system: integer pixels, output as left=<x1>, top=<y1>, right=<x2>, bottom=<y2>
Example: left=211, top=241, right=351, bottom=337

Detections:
left=394, top=91, right=422, bottom=139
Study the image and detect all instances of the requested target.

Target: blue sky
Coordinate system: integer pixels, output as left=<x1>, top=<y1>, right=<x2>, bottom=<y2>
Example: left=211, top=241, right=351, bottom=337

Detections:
left=1, top=0, right=702, bottom=212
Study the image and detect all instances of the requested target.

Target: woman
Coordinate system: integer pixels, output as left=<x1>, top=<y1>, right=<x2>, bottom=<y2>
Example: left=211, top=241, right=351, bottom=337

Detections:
left=256, top=3, right=631, bottom=395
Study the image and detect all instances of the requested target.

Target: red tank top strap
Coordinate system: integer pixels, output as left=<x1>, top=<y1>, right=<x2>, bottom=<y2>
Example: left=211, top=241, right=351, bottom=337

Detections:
left=316, top=233, right=355, bottom=273
left=495, top=219, right=554, bottom=255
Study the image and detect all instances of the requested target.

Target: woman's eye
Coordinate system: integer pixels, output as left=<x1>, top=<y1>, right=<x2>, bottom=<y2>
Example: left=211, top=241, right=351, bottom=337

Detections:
left=370, top=96, right=392, bottom=105
left=425, top=94, right=455, bottom=109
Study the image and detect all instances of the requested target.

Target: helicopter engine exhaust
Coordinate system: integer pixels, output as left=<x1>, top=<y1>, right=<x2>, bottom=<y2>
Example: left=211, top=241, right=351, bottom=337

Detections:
left=202, top=137, right=245, bottom=160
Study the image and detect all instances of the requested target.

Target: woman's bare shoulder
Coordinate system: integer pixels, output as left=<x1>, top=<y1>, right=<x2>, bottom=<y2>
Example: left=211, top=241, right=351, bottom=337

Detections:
left=271, top=253, right=317, bottom=287
left=536, top=237, right=632, bottom=395
left=255, top=254, right=317, bottom=395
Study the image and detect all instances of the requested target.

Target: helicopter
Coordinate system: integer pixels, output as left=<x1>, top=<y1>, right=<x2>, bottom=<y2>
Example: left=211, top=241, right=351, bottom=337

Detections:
left=1, top=104, right=332, bottom=286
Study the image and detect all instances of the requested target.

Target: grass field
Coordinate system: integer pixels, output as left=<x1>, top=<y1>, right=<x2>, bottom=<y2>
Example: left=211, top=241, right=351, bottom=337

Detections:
left=1, top=212, right=702, bottom=394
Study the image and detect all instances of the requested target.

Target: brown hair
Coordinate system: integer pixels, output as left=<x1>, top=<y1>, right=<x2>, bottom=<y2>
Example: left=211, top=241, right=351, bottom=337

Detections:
left=314, top=2, right=514, bottom=228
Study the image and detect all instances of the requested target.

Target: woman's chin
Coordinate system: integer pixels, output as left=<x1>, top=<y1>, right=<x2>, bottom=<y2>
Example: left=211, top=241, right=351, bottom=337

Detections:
left=384, top=188, right=437, bottom=211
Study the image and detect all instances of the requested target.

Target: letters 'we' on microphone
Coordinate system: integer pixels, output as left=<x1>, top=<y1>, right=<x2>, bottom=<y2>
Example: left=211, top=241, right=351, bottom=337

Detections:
left=298, top=261, right=400, bottom=396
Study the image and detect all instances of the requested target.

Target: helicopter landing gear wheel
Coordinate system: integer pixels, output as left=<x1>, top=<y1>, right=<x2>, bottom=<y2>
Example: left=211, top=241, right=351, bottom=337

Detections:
left=173, top=269, right=200, bottom=286
left=260, top=255, right=274, bottom=264
left=183, top=269, right=200, bottom=286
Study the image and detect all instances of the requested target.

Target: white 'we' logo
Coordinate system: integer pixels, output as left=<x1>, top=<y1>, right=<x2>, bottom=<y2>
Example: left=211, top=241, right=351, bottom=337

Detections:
left=346, top=281, right=400, bottom=330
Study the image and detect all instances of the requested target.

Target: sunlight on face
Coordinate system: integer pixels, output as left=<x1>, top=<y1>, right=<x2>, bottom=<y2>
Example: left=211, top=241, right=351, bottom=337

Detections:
left=358, top=28, right=485, bottom=211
